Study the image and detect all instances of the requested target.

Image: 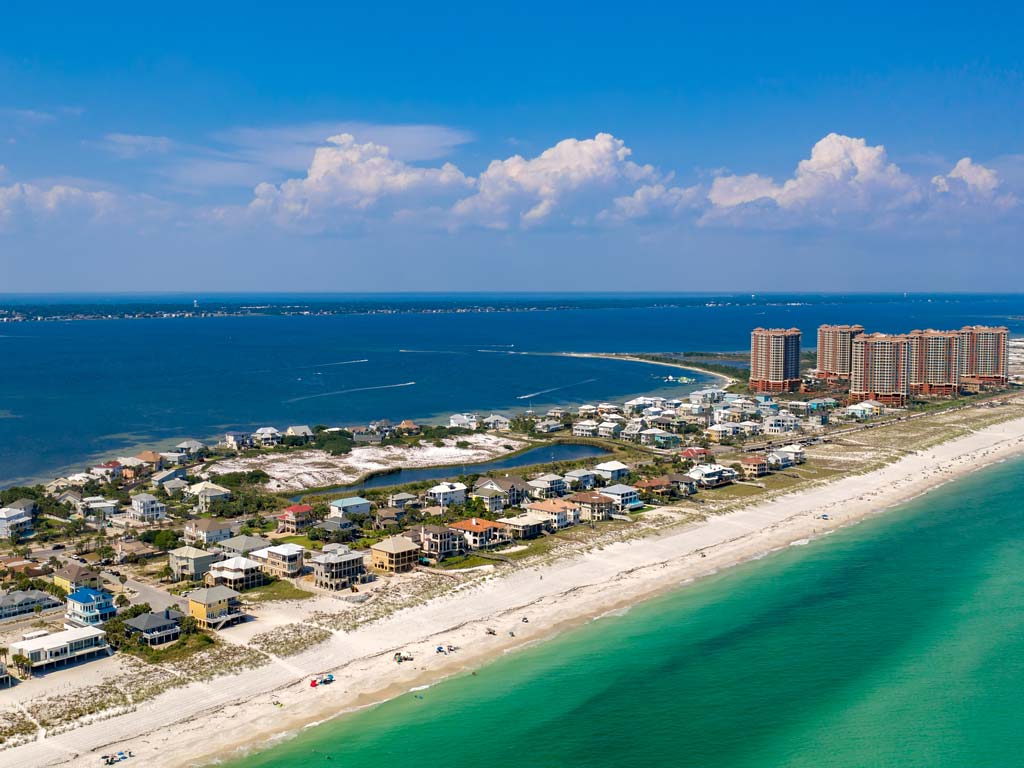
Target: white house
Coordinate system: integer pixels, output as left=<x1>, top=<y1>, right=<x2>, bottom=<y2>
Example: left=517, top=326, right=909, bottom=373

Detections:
left=572, top=420, right=599, bottom=437
left=528, top=474, right=567, bottom=499
left=176, top=439, right=206, bottom=455
left=483, top=414, right=512, bottom=431
left=593, top=460, right=630, bottom=482
left=688, top=464, right=739, bottom=488
left=774, top=444, right=806, bottom=464
left=597, top=421, right=623, bottom=439
left=0, top=507, right=33, bottom=539
left=601, top=484, right=641, bottom=511
left=253, top=427, right=282, bottom=446
left=763, top=411, right=801, bottom=435
left=187, top=481, right=233, bottom=512
left=449, top=413, right=479, bottom=430
left=10, top=626, right=109, bottom=671
left=470, top=487, right=506, bottom=513
left=427, top=482, right=467, bottom=507
left=129, top=493, right=166, bottom=522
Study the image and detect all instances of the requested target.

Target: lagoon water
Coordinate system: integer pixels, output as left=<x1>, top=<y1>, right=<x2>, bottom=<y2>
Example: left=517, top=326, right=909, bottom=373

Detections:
left=2, top=292, right=1023, bottom=485
left=229, top=455, right=1024, bottom=768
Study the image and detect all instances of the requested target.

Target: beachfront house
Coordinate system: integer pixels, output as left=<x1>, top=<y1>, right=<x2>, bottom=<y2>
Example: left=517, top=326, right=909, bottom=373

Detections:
left=524, top=498, right=579, bottom=528
left=330, top=496, right=373, bottom=518
left=129, top=493, right=167, bottom=523
left=601, top=484, right=642, bottom=512
left=774, top=444, right=806, bottom=464
left=175, top=439, right=206, bottom=455
left=65, top=588, right=117, bottom=627
left=277, top=504, right=315, bottom=533
left=0, top=507, right=33, bottom=540
left=183, top=518, right=236, bottom=546
left=528, top=474, right=567, bottom=499
left=594, top=460, right=631, bottom=482
left=224, top=432, right=252, bottom=450
left=310, top=546, right=369, bottom=591
left=249, top=543, right=306, bottom=579
left=370, top=536, right=421, bottom=573
left=187, top=586, right=244, bottom=630
left=10, top=626, right=109, bottom=671
left=0, top=589, right=62, bottom=621
left=285, top=425, right=315, bottom=442
left=169, top=546, right=222, bottom=582
left=688, top=464, right=739, bottom=488
left=474, top=475, right=532, bottom=507
left=253, top=427, right=283, bottom=446
left=483, top=414, right=512, bottom=431
left=449, top=518, right=511, bottom=549
left=496, top=512, right=551, bottom=539
left=407, top=525, right=464, bottom=560
left=449, top=413, right=479, bottom=430
left=666, top=473, right=699, bottom=497
left=91, top=460, right=123, bottom=481
left=470, top=487, right=506, bottom=513
left=740, top=456, right=769, bottom=478
left=53, top=562, right=102, bottom=593
left=427, top=482, right=467, bottom=507
left=565, top=491, right=615, bottom=521
left=124, top=609, right=183, bottom=646
left=205, top=556, right=265, bottom=590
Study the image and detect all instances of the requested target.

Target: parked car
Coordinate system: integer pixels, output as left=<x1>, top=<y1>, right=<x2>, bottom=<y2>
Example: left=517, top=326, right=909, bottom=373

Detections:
left=52, top=543, right=66, bottom=550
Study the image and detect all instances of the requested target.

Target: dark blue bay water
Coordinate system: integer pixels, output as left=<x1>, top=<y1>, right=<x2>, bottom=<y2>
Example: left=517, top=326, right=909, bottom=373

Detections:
left=1, top=292, right=1022, bottom=486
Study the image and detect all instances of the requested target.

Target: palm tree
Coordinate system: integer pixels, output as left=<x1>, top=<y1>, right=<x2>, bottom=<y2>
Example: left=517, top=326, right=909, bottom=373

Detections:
left=0, top=646, right=8, bottom=665
left=11, top=653, right=30, bottom=678
left=118, top=574, right=128, bottom=593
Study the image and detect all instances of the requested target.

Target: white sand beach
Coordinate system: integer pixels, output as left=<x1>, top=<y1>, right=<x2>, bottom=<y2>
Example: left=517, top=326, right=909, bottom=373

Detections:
left=7, top=413, right=1024, bottom=768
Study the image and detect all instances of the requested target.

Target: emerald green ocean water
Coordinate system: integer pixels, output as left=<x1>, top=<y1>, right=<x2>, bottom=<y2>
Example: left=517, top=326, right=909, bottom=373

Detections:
left=229, top=457, right=1024, bottom=768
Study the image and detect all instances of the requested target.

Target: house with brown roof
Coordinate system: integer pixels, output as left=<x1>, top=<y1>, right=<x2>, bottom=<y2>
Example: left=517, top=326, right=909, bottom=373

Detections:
left=740, top=456, right=769, bottom=478
left=523, top=498, right=580, bottom=528
left=53, top=562, right=102, bottom=593
left=635, top=476, right=673, bottom=497
left=135, top=450, right=164, bottom=471
left=396, top=419, right=421, bottom=434
left=565, top=491, right=615, bottom=521
left=449, top=518, right=511, bottom=549
left=407, top=525, right=463, bottom=560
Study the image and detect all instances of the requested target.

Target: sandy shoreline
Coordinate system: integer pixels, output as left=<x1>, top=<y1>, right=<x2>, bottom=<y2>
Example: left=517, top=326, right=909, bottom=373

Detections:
left=8, top=413, right=1024, bottom=768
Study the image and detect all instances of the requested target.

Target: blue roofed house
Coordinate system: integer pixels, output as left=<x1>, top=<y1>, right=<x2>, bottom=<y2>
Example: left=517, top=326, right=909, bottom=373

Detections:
left=66, top=588, right=117, bottom=627
left=330, top=496, right=373, bottom=518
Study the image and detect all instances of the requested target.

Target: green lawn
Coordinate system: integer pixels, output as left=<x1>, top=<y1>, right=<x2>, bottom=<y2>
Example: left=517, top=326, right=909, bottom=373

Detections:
left=130, top=631, right=216, bottom=664
left=242, top=579, right=314, bottom=602
left=277, top=534, right=322, bottom=550
left=437, top=554, right=495, bottom=570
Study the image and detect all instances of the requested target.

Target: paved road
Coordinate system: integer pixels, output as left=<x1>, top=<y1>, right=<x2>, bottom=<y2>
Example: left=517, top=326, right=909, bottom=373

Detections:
left=102, top=572, right=186, bottom=612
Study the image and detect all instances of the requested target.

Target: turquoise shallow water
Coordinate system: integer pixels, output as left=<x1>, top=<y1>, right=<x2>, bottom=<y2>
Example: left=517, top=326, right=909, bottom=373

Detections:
left=226, top=455, right=1024, bottom=768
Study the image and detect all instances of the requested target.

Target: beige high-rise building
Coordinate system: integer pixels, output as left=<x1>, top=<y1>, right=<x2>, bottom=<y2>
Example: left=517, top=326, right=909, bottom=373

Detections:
left=815, top=324, right=864, bottom=380
left=958, top=325, right=1009, bottom=385
left=850, top=333, right=910, bottom=406
left=749, top=328, right=802, bottom=392
left=907, top=329, right=961, bottom=396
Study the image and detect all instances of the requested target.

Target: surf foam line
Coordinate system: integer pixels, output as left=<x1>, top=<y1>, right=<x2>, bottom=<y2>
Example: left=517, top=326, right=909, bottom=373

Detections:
left=517, top=378, right=597, bottom=399
left=285, top=381, right=416, bottom=403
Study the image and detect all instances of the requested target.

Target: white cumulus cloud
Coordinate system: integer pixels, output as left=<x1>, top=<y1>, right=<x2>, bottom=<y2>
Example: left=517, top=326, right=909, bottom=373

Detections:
left=708, top=133, right=918, bottom=218
left=245, top=133, right=473, bottom=230
left=452, top=133, right=659, bottom=228
left=0, top=181, right=117, bottom=232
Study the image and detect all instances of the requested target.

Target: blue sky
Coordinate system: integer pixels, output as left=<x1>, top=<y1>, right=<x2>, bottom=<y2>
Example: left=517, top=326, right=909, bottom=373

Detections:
left=1, top=2, right=1022, bottom=292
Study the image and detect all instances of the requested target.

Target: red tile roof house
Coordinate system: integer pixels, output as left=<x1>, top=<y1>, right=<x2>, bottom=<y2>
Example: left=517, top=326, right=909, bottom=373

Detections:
left=740, top=456, right=769, bottom=478
left=277, top=504, right=315, bottom=534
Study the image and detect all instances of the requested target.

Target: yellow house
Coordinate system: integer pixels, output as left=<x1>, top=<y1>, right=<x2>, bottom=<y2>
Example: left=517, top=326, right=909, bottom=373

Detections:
left=187, top=585, right=244, bottom=630
left=53, top=563, right=102, bottom=594
left=370, top=536, right=420, bottom=573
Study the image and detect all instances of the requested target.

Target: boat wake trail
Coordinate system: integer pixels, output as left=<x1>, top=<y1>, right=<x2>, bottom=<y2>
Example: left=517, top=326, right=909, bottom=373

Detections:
left=314, top=359, right=369, bottom=367
left=516, top=378, right=597, bottom=400
left=285, top=381, right=416, bottom=403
